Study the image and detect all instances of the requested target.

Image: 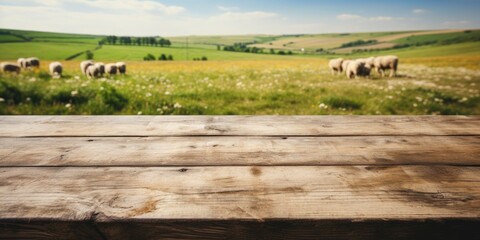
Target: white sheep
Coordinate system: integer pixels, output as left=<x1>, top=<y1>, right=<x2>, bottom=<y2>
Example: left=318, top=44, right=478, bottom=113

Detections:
left=328, top=58, right=344, bottom=75
left=341, top=60, right=352, bottom=73
left=0, top=62, right=21, bottom=73
left=105, top=63, right=118, bottom=75
left=116, top=62, right=126, bottom=74
left=80, top=60, right=94, bottom=75
left=49, top=62, right=63, bottom=77
left=25, top=57, right=40, bottom=69
left=373, top=55, right=399, bottom=77
left=17, top=58, right=27, bottom=68
left=86, top=64, right=100, bottom=79
left=94, top=62, right=105, bottom=76
left=346, top=60, right=371, bottom=79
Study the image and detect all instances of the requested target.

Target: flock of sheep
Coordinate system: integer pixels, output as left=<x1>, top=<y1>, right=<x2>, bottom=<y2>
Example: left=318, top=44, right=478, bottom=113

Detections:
left=329, top=55, right=399, bottom=79
left=0, top=58, right=127, bottom=78
left=80, top=60, right=126, bottom=79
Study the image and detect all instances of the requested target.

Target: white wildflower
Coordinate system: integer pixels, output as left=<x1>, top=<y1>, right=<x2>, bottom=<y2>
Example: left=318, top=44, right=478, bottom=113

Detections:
left=137, top=111, right=142, bottom=115
left=413, top=103, right=418, bottom=107
left=459, top=97, right=468, bottom=103
left=74, top=76, right=80, bottom=80
left=174, top=102, right=182, bottom=109
left=0, top=97, right=5, bottom=102
left=318, top=103, right=328, bottom=109
left=65, top=103, right=71, bottom=108
left=165, top=91, right=171, bottom=95
left=146, top=92, right=152, bottom=97
left=71, top=90, right=78, bottom=97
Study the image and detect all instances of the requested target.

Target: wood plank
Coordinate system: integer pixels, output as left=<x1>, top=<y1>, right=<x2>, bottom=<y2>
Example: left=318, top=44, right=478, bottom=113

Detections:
left=1, top=166, right=479, bottom=220
left=1, top=116, right=478, bottom=137
left=1, top=136, right=479, bottom=167
left=2, top=219, right=479, bottom=240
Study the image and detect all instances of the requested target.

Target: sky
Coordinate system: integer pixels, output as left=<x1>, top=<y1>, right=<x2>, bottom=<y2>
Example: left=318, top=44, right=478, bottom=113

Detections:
left=0, top=0, right=479, bottom=36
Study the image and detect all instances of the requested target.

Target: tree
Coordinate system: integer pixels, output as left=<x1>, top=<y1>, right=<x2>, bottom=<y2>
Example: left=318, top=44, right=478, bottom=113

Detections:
left=201, top=56, right=208, bottom=61
left=270, top=49, right=275, bottom=54
left=143, top=53, right=156, bottom=61
left=86, top=50, right=94, bottom=60
left=217, top=45, right=221, bottom=51
left=159, top=54, right=167, bottom=61
left=167, top=55, right=173, bottom=61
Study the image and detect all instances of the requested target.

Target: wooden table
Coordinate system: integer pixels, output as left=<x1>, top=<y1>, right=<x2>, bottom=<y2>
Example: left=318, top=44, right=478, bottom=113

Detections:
left=1, top=116, right=479, bottom=239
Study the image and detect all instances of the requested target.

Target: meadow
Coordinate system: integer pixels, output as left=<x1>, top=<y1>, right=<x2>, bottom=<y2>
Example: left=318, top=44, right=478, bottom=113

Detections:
left=1, top=58, right=479, bottom=115
left=0, top=28, right=479, bottom=115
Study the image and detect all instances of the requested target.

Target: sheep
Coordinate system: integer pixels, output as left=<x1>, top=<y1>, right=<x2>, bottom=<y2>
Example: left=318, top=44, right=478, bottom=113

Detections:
left=105, top=63, right=118, bottom=75
left=341, top=60, right=352, bottom=73
left=346, top=60, right=371, bottom=79
left=365, top=57, right=376, bottom=68
left=373, top=55, right=399, bottom=77
left=80, top=60, right=94, bottom=75
left=328, top=58, right=344, bottom=74
left=17, top=58, right=27, bottom=68
left=0, top=62, right=21, bottom=74
left=25, top=57, right=40, bottom=69
left=86, top=64, right=101, bottom=79
left=94, top=62, right=105, bottom=76
left=49, top=62, right=63, bottom=77
left=116, top=62, right=126, bottom=74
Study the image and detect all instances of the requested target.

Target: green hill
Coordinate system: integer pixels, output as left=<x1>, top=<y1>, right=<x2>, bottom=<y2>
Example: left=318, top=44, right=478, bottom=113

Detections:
left=0, top=28, right=479, bottom=61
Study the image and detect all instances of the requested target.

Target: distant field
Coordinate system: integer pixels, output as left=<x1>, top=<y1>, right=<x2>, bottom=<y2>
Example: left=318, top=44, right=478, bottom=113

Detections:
left=0, top=42, right=97, bottom=61
left=1, top=28, right=479, bottom=61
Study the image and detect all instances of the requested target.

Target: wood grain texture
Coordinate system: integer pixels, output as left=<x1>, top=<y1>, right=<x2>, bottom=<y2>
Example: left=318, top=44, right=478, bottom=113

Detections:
left=1, top=136, right=479, bottom=167
left=1, top=166, right=479, bottom=220
left=1, top=116, right=479, bottom=239
left=1, top=116, right=479, bottom=137
left=2, top=219, right=479, bottom=240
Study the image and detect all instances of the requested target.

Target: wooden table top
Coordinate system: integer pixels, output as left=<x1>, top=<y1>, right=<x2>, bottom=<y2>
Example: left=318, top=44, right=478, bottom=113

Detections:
left=1, top=116, right=479, bottom=239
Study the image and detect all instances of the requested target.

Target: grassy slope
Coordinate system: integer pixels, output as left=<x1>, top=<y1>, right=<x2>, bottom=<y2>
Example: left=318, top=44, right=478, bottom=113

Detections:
left=0, top=28, right=479, bottom=62
left=0, top=42, right=97, bottom=60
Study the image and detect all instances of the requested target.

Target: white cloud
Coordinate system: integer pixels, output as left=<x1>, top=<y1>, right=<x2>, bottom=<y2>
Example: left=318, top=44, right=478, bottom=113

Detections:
left=213, top=11, right=278, bottom=21
left=336, top=14, right=363, bottom=20
left=74, top=0, right=185, bottom=15
left=217, top=6, right=239, bottom=12
left=442, top=20, right=470, bottom=26
left=337, top=14, right=394, bottom=22
left=412, top=9, right=425, bottom=14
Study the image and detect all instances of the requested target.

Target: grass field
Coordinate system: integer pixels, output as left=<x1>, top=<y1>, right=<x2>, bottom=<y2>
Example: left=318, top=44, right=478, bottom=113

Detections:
left=1, top=58, right=479, bottom=115
left=0, top=28, right=479, bottom=115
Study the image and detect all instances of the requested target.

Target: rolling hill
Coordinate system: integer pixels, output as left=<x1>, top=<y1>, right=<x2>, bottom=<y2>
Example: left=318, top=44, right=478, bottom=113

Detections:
left=0, top=28, right=479, bottom=61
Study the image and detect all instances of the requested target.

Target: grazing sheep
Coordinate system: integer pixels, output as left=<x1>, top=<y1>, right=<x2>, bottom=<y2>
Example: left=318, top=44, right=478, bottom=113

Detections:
left=346, top=60, right=371, bottom=79
left=17, top=58, right=27, bottom=68
left=26, top=57, right=40, bottom=68
left=116, top=62, right=126, bottom=74
left=365, top=57, right=376, bottom=68
left=374, top=55, right=399, bottom=77
left=49, top=62, right=63, bottom=77
left=105, top=63, right=118, bottom=75
left=329, top=58, right=344, bottom=74
left=341, top=60, right=352, bottom=73
left=94, top=62, right=105, bottom=76
left=80, top=60, right=94, bottom=75
left=0, top=62, right=21, bottom=74
left=86, top=64, right=100, bottom=79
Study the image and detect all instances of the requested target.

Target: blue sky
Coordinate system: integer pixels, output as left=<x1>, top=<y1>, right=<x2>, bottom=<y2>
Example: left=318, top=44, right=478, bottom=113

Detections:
left=0, top=0, right=479, bottom=36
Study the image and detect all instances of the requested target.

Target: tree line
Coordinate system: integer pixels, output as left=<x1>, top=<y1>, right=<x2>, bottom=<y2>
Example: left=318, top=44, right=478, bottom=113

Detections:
left=101, top=36, right=172, bottom=47
left=220, top=42, right=293, bottom=55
